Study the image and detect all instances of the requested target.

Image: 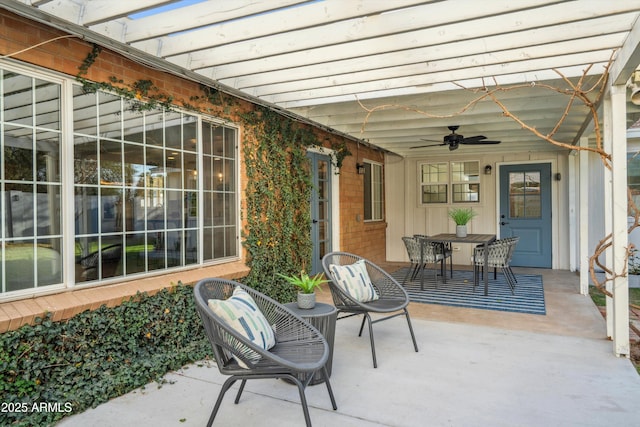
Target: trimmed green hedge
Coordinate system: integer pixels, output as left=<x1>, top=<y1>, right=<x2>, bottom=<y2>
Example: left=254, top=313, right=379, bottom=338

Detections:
left=0, top=282, right=212, bottom=426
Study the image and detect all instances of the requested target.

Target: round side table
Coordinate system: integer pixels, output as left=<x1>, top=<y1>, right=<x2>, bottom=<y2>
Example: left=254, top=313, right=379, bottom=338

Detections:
left=284, top=302, right=337, bottom=385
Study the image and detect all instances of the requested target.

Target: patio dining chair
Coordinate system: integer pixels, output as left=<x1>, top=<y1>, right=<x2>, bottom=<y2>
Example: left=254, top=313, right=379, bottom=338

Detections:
left=194, top=278, right=337, bottom=427
left=472, top=237, right=520, bottom=294
left=401, top=236, right=444, bottom=287
left=414, top=234, right=453, bottom=279
left=322, top=252, right=419, bottom=368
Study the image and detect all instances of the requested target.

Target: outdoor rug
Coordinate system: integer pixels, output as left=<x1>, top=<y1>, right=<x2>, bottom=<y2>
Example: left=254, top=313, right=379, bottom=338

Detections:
left=391, top=268, right=546, bottom=315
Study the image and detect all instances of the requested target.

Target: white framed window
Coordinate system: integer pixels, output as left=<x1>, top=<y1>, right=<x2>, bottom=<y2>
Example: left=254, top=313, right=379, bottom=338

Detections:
left=420, top=162, right=448, bottom=203
left=451, top=161, right=480, bottom=202
left=0, top=64, right=240, bottom=298
left=364, top=160, right=383, bottom=221
left=420, top=160, right=480, bottom=204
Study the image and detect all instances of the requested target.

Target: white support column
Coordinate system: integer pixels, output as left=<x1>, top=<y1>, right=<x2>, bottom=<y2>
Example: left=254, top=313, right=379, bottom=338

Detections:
left=603, top=95, right=614, bottom=337
left=610, top=84, right=630, bottom=357
left=569, top=152, right=577, bottom=272
left=578, top=138, right=589, bottom=294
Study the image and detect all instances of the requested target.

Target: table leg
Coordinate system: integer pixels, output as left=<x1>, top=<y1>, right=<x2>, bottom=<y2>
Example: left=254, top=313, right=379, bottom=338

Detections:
left=483, top=242, right=489, bottom=296
left=420, top=240, right=425, bottom=291
left=442, top=244, right=447, bottom=284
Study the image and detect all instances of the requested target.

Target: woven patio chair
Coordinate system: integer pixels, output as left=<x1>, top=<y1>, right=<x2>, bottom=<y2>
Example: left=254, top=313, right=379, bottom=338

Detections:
left=322, top=252, right=419, bottom=368
left=472, top=237, right=520, bottom=294
left=194, top=278, right=337, bottom=427
left=414, top=234, right=453, bottom=279
left=401, top=236, right=444, bottom=286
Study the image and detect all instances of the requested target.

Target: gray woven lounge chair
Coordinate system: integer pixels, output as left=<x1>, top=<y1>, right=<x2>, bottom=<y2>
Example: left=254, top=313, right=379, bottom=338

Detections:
left=194, top=278, right=337, bottom=427
left=321, top=252, right=419, bottom=368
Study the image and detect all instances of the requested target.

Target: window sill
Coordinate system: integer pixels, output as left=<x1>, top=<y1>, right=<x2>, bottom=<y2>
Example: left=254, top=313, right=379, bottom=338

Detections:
left=0, top=260, right=250, bottom=333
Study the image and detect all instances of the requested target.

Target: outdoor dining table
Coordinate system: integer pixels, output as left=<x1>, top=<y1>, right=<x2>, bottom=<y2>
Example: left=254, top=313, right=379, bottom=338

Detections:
left=420, top=233, right=497, bottom=296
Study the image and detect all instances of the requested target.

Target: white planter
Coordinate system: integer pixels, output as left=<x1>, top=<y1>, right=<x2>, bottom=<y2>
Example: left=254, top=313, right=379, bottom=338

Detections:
left=456, top=225, right=467, bottom=238
left=297, top=292, right=316, bottom=309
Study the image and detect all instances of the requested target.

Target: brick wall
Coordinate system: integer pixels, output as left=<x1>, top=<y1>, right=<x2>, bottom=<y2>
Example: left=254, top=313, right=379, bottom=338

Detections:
left=339, top=145, right=387, bottom=263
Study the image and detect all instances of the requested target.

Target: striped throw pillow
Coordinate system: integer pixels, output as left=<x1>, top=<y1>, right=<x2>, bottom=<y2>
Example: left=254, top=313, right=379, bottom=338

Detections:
left=329, top=259, right=379, bottom=302
left=208, top=286, right=276, bottom=368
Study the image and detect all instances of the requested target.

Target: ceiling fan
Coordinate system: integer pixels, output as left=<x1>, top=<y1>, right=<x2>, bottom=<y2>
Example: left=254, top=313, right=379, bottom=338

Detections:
left=411, top=126, right=501, bottom=151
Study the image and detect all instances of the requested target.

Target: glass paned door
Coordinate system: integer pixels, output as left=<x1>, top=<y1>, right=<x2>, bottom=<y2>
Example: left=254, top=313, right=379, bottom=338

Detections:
left=499, top=163, right=552, bottom=267
left=308, top=152, right=332, bottom=274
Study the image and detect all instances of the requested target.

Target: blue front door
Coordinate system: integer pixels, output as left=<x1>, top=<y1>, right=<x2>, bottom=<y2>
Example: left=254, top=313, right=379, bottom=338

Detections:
left=499, top=163, right=552, bottom=268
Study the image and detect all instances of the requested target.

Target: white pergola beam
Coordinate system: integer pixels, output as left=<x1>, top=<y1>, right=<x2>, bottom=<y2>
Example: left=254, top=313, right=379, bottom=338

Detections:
left=610, top=13, right=640, bottom=85
left=131, top=0, right=439, bottom=58
left=242, top=41, right=620, bottom=98
left=261, top=57, right=610, bottom=105
left=37, top=0, right=174, bottom=26
left=165, top=0, right=608, bottom=69
left=212, top=16, right=633, bottom=83
left=113, top=0, right=311, bottom=42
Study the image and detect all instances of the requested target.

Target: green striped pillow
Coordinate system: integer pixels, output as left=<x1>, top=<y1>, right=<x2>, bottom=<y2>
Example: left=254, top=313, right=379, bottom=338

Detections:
left=208, top=286, right=276, bottom=368
left=329, top=259, right=379, bottom=302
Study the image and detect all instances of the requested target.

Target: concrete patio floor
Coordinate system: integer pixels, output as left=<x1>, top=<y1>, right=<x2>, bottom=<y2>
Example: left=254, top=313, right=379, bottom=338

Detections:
left=58, top=267, right=640, bottom=427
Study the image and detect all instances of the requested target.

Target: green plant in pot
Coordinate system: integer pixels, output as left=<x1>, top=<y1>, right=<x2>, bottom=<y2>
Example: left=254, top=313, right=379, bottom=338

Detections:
left=448, top=207, right=478, bottom=237
left=278, top=271, right=329, bottom=309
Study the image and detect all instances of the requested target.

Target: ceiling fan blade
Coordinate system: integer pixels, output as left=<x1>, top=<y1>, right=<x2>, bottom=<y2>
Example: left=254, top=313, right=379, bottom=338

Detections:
left=460, top=140, right=501, bottom=145
left=410, top=142, right=447, bottom=149
left=461, top=135, right=486, bottom=142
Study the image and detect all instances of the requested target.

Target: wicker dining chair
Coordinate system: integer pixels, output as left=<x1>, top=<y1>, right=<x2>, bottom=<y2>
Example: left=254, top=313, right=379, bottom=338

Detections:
left=194, top=278, right=337, bottom=427
left=322, top=252, right=419, bottom=368
left=401, top=236, right=443, bottom=286
left=414, top=234, right=453, bottom=279
left=472, top=237, right=520, bottom=294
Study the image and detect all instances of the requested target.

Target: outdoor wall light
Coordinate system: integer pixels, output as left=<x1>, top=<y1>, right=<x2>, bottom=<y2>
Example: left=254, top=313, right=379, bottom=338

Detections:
left=484, top=165, right=492, bottom=175
left=356, top=163, right=366, bottom=175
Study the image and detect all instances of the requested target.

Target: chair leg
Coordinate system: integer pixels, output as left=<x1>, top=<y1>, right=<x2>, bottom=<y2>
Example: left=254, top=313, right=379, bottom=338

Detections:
left=420, top=263, right=437, bottom=290
left=503, top=267, right=516, bottom=294
left=449, top=256, right=453, bottom=278
left=321, top=366, right=338, bottom=410
left=473, top=263, right=478, bottom=290
left=358, top=314, right=367, bottom=337
left=404, top=308, right=419, bottom=353
left=283, top=374, right=313, bottom=427
left=234, top=379, right=247, bottom=404
left=207, top=377, right=237, bottom=427
left=362, top=312, right=378, bottom=368
left=402, top=264, right=413, bottom=285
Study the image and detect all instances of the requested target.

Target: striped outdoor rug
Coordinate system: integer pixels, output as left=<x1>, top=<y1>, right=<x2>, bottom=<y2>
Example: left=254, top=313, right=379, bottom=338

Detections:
left=391, top=268, right=546, bottom=315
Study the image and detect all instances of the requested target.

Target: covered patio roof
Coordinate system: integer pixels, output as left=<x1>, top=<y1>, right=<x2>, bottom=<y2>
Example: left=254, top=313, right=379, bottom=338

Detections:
left=6, top=0, right=640, bottom=156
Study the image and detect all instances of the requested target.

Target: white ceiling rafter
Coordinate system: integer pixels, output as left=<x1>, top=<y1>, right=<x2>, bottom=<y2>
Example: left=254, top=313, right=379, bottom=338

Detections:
left=3, top=0, right=640, bottom=158
left=108, top=0, right=312, bottom=43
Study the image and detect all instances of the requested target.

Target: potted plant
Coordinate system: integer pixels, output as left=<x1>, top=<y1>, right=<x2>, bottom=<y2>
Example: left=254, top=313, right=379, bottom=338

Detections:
left=448, top=207, right=478, bottom=237
left=278, top=270, right=329, bottom=309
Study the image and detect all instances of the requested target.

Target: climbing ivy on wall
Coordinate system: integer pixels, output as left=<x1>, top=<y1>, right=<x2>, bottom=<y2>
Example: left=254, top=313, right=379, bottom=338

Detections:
left=241, top=107, right=321, bottom=302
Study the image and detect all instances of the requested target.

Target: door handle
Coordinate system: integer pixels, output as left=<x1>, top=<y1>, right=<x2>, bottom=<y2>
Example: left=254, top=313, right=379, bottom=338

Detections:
left=312, top=219, right=318, bottom=224
left=500, top=221, right=509, bottom=226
